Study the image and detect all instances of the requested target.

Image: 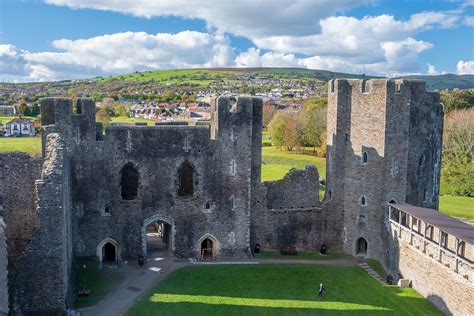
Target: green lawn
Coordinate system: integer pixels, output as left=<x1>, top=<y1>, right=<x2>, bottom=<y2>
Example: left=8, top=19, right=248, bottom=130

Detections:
left=261, top=146, right=326, bottom=180
left=110, top=116, right=156, bottom=125
left=128, top=264, right=440, bottom=315
left=74, top=259, right=126, bottom=309
left=367, top=259, right=387, bottom=279
left=255, top=251, right=345, bottom=260
left=0, top=136, right=41, bottom=156
left=439, top=195, right=474, bottom=220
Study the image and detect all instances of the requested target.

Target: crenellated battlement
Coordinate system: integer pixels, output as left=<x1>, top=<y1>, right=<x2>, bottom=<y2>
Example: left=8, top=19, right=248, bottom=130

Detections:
left=328, top=79, right=431, bottom=97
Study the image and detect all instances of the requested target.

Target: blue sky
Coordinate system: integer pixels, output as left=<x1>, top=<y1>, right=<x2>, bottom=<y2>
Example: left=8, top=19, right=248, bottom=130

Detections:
left=0, top=0, right=473, bottom=82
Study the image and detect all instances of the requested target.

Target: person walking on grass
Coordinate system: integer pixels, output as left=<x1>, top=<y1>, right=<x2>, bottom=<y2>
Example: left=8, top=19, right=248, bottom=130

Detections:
left=318, top=283, right=326, bottom=297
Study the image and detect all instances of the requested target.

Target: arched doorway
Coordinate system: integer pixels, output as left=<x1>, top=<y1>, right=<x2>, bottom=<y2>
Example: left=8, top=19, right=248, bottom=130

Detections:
left=356, top=237, right=368, bottom=256
left=97, top=238, right=120, bottom=266
left=198, top=234, right=218, bottom=260
left=103, top=242, right=116, bottom=263
left=142, top=214, right=174, bottom=258
left=145, top=220, right=171, bottom=257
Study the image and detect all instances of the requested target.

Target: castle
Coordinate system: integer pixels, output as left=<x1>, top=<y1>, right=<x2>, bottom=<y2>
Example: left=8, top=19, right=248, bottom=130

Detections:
left=0, top=79, right=472, bottom=315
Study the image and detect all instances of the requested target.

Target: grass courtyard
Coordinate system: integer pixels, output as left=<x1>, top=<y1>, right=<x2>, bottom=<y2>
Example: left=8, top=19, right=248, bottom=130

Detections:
left=127, top=264, right=440, bottom=315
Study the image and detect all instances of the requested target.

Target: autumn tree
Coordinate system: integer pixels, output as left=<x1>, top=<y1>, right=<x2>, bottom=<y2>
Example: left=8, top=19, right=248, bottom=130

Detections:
left=442, top=107, right=474, bottom=196
left=262, top=104, right=277, bottom=129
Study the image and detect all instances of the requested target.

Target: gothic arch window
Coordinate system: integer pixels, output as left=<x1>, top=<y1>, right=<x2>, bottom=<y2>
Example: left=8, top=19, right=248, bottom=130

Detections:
left=120, top=163, right=139, bottom=200
left=360, top=195, right=367, bottom=206
left=178, top=161, right=196, bottom=197
left=422, top=189, right=428, bottom=202
left=362, top=151, right=368, bottom=164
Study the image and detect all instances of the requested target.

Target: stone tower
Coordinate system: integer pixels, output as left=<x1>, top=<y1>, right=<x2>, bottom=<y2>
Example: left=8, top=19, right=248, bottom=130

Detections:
left=326, top=79, right=443, bottom=261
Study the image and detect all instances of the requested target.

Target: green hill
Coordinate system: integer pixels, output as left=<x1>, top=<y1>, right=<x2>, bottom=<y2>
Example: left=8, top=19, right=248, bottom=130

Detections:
left=96, top=68, right=474, bottom=90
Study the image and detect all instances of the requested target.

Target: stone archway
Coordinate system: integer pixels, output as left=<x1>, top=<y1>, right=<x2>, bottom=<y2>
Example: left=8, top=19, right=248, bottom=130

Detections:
left=97, top=238, right=121, bottom=265
left=356, top=237, right=368, bottom=256
left=197, top=234, right=218, bottom=260
left=142, top=214, right=175, bottom=257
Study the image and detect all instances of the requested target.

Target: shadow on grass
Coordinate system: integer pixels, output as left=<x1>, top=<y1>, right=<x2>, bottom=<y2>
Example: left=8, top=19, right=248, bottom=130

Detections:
left=127, top=265, right=441, bottom=316
left=74, top=258, right=126, bottom=309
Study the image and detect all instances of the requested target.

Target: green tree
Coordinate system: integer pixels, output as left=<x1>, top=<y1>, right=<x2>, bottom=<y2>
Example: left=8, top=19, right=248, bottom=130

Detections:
left=301, top=98, right=327, bottom=154
left=442, top=108, right=474, bottom=196
left=19, top=101, right=31, bottom=116
left=268, top=111, right=288, bottom=149
left=440, top=89, right=474, bottom=113
left=96, top=106, right=111, bottom=130
left=30, top=104, right=40, bottom=117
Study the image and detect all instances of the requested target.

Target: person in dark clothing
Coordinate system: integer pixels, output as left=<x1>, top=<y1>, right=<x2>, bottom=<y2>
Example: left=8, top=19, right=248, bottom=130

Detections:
left=386, top=273, right=393, bottom=285
left=318, top=283, right=326, bottom=297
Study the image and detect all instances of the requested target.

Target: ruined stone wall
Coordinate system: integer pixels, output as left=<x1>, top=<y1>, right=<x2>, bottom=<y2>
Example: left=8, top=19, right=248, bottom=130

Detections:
left=264, top=166, right=319, bottom=210
left=40, top=97, right=262, bottom=261
left=0, top=153, right=42, bottom=260
left=251, top=164, right=342, bottom=253
left=251, top=204, right=343, bottom=252
left=388, top=223, right=474, bottom=316
left=0, top=216, right=7, bottom=316
left=8, top=134, right=74, bottom=315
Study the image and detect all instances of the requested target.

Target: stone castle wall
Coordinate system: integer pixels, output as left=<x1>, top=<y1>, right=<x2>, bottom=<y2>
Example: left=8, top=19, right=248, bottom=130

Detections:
left=7, top=134, right=74, bottom=315
left=251, top=165, right=343, bottom=253
left=388, top=222, right=474, bottom=316
left=40, top=97, right=263, bottom=261
left=0, top=82, right=450, bottom=315
left=0, top=216, right=7, bottom=316
left=326, top=79, right=443, bottom=262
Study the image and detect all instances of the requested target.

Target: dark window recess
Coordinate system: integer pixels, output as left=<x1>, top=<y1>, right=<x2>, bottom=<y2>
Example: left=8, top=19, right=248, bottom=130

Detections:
left=104, top=206, right=110, bottom=214
left=121, top=163, right=139, bottom=200
left=205, top=202, right=211, bottom=209
left=362, top=151, right=368, bottom=163
left=178, top=161, right=195, bottom=197
left=360, top=196, right=367, bottom=206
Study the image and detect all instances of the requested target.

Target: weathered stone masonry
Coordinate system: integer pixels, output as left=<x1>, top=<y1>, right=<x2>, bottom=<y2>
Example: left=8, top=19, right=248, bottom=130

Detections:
left=1, top=79, right=460, bottom=315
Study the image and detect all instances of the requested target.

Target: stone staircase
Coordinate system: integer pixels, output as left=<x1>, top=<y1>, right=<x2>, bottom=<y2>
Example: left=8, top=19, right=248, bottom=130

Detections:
left=358, top=262, right=385, bottom=284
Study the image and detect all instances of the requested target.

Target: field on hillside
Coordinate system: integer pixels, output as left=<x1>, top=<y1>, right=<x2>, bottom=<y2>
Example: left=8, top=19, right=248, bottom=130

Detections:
left=128, top=264, right=440, bottom=315
left=98, top=69, right=237, bottom=86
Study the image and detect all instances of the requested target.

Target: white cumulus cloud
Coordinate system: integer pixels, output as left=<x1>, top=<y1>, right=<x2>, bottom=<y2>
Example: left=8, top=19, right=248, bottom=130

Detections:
left=0, top=31, right=235, bottom=81
left=456, top=60, right=474, bottom=74
left=44, top=0, right=369, bottom=38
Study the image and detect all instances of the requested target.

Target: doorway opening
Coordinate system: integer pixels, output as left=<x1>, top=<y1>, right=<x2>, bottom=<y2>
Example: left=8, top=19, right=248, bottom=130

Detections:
left=145, top=220, right=171, bottom=258
left=102, top=242, right=117, bottom=265
left=356, top=237, right=368, bottom=256
left=200, top=237, right=216, bottom=260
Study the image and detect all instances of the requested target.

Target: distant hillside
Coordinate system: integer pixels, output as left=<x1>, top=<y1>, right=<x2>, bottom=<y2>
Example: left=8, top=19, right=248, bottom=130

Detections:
left=96, top=68, right=474, bottom=91
left=396, top=74, right=474, bottom=90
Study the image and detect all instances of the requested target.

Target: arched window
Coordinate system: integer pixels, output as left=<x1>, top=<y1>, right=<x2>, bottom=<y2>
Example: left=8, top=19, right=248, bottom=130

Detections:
left=419, top=154, right=425, bottom=167
left=422, top=189, right=428, bottom=202
left=121, top=163, right=139, bottom=200
left=178, top=161, right=195, bottom=197
left=362, top=151, right=368, bottom=163
left=360, top=195, right=367, bottom=206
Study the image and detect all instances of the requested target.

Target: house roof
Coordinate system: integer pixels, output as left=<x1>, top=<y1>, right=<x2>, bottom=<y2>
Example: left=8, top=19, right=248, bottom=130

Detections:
left=6, top=117, right=34, bottom=125
left=390, top=203, right=474, bottom=244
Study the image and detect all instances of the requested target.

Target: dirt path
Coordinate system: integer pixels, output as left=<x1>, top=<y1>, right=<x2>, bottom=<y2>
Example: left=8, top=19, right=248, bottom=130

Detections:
left=78, top=257, right=188, bottom=316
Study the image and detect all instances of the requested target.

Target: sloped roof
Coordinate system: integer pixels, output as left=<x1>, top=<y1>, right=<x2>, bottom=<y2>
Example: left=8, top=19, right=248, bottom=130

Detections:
left=390, top=203, right=474, bottom=244
left=6, top=117, right=34, bottom=125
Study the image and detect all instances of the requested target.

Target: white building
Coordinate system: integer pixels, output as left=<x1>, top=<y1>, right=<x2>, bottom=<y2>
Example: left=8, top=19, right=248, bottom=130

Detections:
left=5, top=117, right=36, bottom=137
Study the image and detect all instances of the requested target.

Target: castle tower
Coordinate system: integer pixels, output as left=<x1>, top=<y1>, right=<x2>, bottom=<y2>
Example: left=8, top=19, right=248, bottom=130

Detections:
left=326, top=79, right=443, bottom=261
